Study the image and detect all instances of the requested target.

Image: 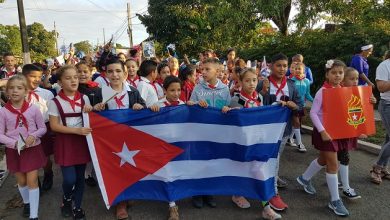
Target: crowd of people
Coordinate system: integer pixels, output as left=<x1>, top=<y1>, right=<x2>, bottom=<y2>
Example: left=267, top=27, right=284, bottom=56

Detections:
left=0, top=42, right=389, bottom=220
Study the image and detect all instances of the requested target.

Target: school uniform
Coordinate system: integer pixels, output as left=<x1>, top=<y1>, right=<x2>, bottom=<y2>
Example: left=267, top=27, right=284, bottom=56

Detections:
left=156, top=97, right=185, bottom=107
left=310, top=85, right=356, bottom=152
left=94, top=73, right=110, bottom=89
left=106, top=83, right=146, bottom=110
left=127, top=75, right=140, bottom=88
left=27, top=87, right=55, bottom=156
left=154, top=80, right=165, bottom=100
left=230, top=91, right=263, bottom=108
left=47, top=91, right=91, bottom=166
left=137, top=76, right=158, bottom=107
left=180, top=81, right=195, bottom=103
left=0, top=102, right=47, bottom=173
left=78, top=83, right=103, bottom=106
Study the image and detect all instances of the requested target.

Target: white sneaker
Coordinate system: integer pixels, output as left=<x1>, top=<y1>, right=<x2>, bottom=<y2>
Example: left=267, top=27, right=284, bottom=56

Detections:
left=262, top=205, right=282, bottom=219
left=288, top=138, right=297, bottom=147
left=297, top=144, right=307, bottom=152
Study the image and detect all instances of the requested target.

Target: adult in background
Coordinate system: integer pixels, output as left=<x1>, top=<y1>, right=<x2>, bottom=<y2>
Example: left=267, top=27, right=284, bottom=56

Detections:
left=370, top=50, right=390, bottom=184
left=286, top=54, right=314, bottom=84
left=350, top=44, right=375, bottom=87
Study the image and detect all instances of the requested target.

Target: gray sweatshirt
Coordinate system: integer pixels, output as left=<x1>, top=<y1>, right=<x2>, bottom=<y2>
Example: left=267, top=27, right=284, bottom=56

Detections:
left=190, top=79, right=231, bottom=109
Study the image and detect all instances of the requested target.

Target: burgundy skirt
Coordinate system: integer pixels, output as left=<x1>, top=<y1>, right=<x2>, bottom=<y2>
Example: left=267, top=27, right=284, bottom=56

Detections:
left=6, top=144, right=47, bottom=173
left=41, top=123, right=55, bottom=156
left=294, top=109, right=306, bottom=117
left=54, top=133, right=91, bottom=166
left=312, top=128, right=357, bottom=152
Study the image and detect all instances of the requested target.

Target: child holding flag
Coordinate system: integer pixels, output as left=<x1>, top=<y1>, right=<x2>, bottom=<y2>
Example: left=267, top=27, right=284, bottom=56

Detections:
left=0, top=75, right=47, bottom=220
left=188, top=57, right=231, bottom=208
left=225, top=68, right=281, bottom=219
left=256, top=53, right=303, bottom=211
left=296, top=60, right=350, bottom=216
left=48, top=65, right=94, bottom=220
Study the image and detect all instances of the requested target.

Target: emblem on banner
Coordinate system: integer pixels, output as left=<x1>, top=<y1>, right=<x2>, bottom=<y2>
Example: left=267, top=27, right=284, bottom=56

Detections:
left=347, top=95, right=366, bottom=128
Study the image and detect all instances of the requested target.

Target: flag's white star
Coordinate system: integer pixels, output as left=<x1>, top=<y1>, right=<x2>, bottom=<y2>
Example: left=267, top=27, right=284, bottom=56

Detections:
left=113, top=143, right=140, bottom=167
left=352, top=114, right=358, bottom=120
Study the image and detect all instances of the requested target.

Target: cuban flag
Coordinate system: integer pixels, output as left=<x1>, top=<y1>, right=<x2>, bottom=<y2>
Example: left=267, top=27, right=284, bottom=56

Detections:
left=84, top=105, right=290, bottom=208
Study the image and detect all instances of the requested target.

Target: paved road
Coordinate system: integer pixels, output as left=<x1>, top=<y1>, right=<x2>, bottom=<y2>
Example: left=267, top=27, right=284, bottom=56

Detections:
left=1, top=134, right=389, bottom=220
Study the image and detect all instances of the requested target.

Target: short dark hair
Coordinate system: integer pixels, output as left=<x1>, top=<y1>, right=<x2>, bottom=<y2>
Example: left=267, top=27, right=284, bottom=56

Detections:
left=75, top=61, right=93, bottom=71
left=3, top=52, right=15, bottom=59
left=227, top=48, right=235, bottom=54
left=157, top=62, right=169, bottom=74
left=272, top=53, right=288, bottom=63
left=106, top=57, right=125, bottom=71
left=163, top=75, right=181, bottom=90
left=22, top=64, right=43, bottom=75
left=139, top=60, right=157, bottom=77
left=178, top=64, right=196, bottom=82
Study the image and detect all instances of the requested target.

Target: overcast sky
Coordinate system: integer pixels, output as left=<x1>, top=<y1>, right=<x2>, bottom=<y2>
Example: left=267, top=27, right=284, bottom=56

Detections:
left=0, top=0, right=149, bottom=48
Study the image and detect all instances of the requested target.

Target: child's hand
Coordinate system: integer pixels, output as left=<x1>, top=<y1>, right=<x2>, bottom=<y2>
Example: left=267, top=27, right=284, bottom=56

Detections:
left=133, top=103, right=144, bottom=111
left=149, top=104, right=160, bottom=112
left=83, top=105, right=93, bottom=113
left=77, top=127, right=92, bottom=136
left=262, top=78, right=269, bottom=93
left=186, top=101, right=196, bottom=106
left=359, top=134, right=368, bottom=139
left=93, top=103, right=105, bottom=111
left=198, top=100, right=208, bottom=108
left=369, top=95, right=377, bottom=104
left=24, top=135, right=36, bottom=147
left=221, top=106, right=231, bottom=113
left=320, top=130, right=332, bottom=141
left=286, top=101, right=297, bottom=110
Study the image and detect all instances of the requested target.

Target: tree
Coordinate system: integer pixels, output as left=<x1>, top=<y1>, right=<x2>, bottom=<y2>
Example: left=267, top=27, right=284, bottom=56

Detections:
left=0, top=24, right=22, bottom=56
left=27, top=22, right=57, bottom=61
left=74, top=40, right=93, bottom=54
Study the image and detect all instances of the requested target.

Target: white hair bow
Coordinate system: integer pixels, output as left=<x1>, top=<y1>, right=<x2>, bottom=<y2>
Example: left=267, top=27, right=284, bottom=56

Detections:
left=325, top=60, right=334, bottom=69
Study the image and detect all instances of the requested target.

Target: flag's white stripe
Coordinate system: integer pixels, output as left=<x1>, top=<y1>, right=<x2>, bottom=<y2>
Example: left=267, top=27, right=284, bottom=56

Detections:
left=141, top=158, right=277, bottom=182
left=133, top=123, right=286, bottom=145
left=83, top=113, right=111, bottom=209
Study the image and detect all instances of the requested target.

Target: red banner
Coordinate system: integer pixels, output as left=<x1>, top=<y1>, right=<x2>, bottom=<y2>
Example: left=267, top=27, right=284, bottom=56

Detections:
left=323, top=86, right=375, bottom=139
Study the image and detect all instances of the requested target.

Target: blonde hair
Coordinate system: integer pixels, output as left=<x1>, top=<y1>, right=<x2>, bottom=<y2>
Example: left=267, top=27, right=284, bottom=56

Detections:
left=239, top=68, right=257, bottom=81
left=56, top=65, right=77, bottom=81
left=344, top=67, right=358, bottom=78
left=6, top=74, right=28, bottom=92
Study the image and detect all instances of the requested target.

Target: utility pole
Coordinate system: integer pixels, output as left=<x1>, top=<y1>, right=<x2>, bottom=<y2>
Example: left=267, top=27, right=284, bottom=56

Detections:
left=54, top=21, right=59, bottom=56
left=16, top=0, right=31, bottom=64
left=103, top=28, right=106, bottom=45
left=127, top=2, right=133, bottom=47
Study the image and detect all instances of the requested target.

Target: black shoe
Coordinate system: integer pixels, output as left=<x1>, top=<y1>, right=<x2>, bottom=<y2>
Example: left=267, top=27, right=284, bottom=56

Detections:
left=73, top=208, right=86, bottom=220
left=203, top=195, right=217, bottom=208
left=23, top=203, right=30, bottom=217
left=85, top=176, right=97, bottom=187
left=42, top=172, right=53, bottom=191
left=192, top=196, right=203, bottom=208
left=61, top=197, right=73, bottom=218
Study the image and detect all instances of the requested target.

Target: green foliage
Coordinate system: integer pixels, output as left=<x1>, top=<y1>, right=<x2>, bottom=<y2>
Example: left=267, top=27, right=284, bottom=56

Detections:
left=27, top=22, right=57, bottom=62
left=74, top=40, right=93, bottom=54
left=0, top=24, right=22, bottom=56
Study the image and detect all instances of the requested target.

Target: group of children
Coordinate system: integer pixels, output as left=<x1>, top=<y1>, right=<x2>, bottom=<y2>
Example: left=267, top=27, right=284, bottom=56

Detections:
left=0, top=49, right=377, bottom=220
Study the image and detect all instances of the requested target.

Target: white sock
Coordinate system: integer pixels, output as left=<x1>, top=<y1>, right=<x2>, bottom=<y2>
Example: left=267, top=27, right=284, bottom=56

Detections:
left=326, top=173, right=340, bottom=201
left=339, top=164, right=350, bottom=191
left=29, top=188, right=39, bottom=218
left=302, top=159, right=323, bottom=180
left=18, top=185, right=29, bottom=204
left=289, top=131, right=294, bottom=139
left=169, top=201, right=176, bottom=207
left=294, top=129, right=302, bottom=145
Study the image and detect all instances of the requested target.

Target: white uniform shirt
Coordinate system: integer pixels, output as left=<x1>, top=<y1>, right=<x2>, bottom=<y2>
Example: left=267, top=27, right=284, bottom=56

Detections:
left=106, top=83, right=132, bottom=110
left=28, top=87, right=54, bottom=122
left=376, top=59, right=390, bottom=101
left=48, top=94, right=90, bottom=128
left=270, top=82, right=289, bottom=102
left=137, top=76, right=158, bottom=107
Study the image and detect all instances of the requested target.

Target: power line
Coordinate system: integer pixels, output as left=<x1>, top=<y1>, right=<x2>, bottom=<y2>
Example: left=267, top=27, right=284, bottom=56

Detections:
left=85, top=0, right=123, bottom=20
left=0, top=6, right=127, bottom=14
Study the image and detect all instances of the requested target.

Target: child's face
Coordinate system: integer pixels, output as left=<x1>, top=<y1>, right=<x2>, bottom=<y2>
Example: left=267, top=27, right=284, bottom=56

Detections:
left=241, top=71, right=258, bottom=95
left=289, top=63, right=296, bottom=75
left=326, top=66, right=344, bottom=86
left=106, top=63, right=125, bottom=87
left=159, top=66, right=171, bottom=81
left=59, top=69, right=79, bottom=92
left=227, top=51, right=236, bottom=61
left=169, top=58, right=179, bottom=71
left=77, top=64, right=92, bottom=84
left=125, top=60, right=138, bottom=78
left=7, top=80, right=27, bottom=102
left=188, top=71, right=196, bottom=84
left=165, top=82, right=181, bottom=102
left=343, top=71, right=359, bottom=87
left=25, top=71, right=42, bottom=90
left=202, top=63, right=218, bottom=83
left=271, top=60, right=288, bottom=79
left=294, top=64, right=304, bottom=76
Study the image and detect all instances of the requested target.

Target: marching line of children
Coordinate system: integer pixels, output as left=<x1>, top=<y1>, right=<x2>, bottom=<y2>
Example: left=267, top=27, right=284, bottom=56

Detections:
left=0, top=49, right=380, bottom=220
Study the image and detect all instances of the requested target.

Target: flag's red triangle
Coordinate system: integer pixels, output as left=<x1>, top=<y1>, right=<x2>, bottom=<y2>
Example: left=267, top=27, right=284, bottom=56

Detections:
left=89, top=112, right=183, bottom=205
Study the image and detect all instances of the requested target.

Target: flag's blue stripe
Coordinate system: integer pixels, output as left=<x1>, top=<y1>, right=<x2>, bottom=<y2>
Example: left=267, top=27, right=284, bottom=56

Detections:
left=112, top=177, right=275, bottom=205
left=170, top=141, right=280, bottom=162
left=97, top=105, right=290, bottom=127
